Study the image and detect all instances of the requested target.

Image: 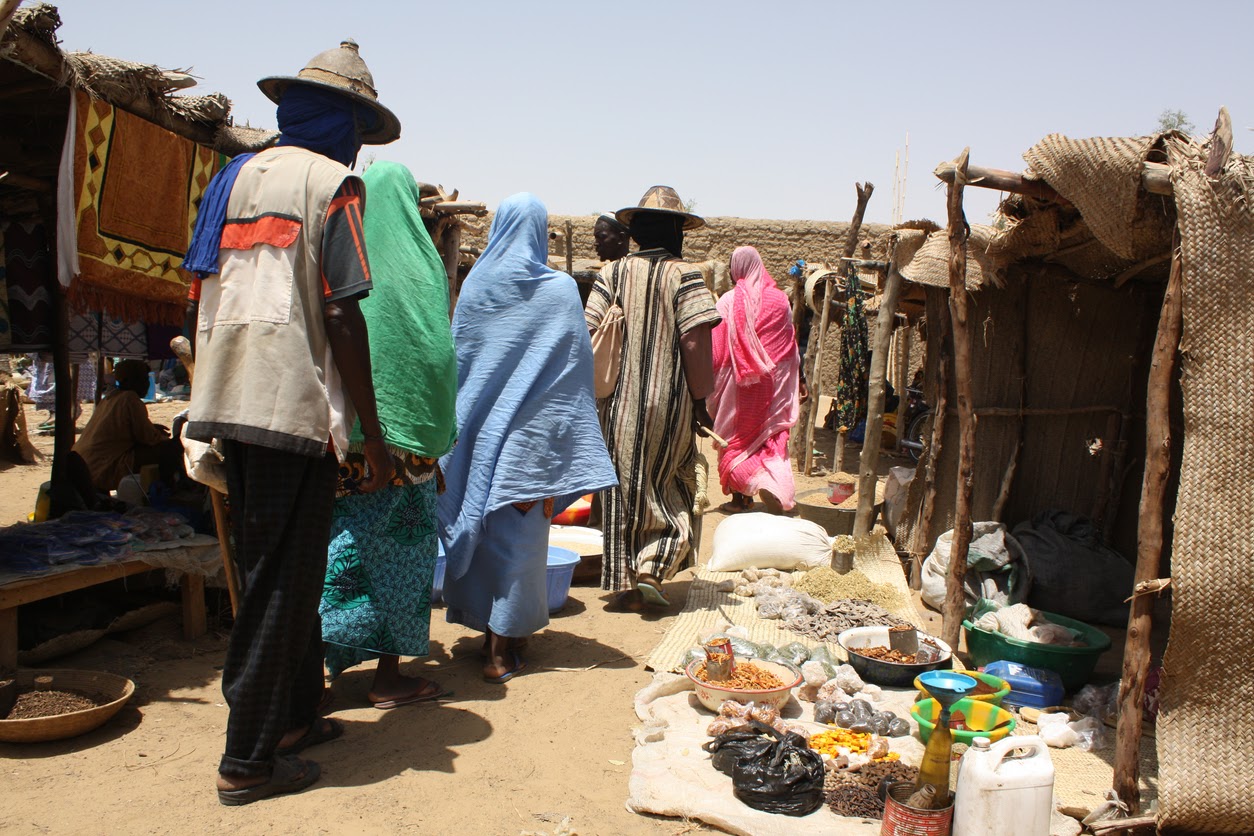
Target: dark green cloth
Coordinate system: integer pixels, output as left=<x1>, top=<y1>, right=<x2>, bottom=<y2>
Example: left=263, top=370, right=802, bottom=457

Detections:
left=355, top=161, right=457, bottom=457
left=836, top=265, right=869, bottom=431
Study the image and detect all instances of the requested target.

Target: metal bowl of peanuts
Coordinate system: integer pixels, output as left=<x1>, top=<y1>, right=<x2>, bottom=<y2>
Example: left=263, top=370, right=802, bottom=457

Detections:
left=684, top=658, right=802, bottom=712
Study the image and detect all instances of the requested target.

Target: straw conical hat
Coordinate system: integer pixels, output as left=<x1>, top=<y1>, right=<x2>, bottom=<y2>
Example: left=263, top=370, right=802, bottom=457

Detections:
left=615, top=185, right=705, bottom=231
left=257, top=39, right=400, bottom=145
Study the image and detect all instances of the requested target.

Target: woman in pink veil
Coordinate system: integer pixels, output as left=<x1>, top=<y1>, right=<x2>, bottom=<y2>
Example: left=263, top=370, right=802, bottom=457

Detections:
left=708, top=246, right=801, bottom=514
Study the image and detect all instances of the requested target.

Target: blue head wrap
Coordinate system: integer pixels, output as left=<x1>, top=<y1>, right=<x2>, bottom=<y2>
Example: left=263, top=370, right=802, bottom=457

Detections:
left=275, top=84, right=375, bottom=168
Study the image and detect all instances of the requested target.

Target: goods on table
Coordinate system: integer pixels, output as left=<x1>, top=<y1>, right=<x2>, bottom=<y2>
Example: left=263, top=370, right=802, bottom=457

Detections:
left=826, top=784, right=882, bottom=818
left=695, top=661, right=785, bottom=690
left=706, top=700, right=809, bottom=738
left=5, top=689, right=98, bottom=719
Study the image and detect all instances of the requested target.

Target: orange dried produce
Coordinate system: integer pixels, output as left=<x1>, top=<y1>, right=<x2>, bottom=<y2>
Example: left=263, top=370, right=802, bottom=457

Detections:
left=695, top=660, right=786, bottom=690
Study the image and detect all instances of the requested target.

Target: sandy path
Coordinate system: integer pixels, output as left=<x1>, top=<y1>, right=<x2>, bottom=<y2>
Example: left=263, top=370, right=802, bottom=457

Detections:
left=0, top=400, right=908, bottom=834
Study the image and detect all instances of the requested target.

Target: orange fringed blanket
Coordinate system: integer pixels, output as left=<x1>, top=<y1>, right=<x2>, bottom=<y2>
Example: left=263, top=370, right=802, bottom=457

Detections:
left=67, top=90, right=221, bottom=324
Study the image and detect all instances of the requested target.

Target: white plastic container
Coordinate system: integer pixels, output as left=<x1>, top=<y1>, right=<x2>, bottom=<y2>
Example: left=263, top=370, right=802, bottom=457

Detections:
left=953, top=734, right=1055, bottom=836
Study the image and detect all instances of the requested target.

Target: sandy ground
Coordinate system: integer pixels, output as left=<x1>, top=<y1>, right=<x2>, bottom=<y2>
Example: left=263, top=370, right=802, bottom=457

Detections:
left=0, top=397, right=913, bottom=836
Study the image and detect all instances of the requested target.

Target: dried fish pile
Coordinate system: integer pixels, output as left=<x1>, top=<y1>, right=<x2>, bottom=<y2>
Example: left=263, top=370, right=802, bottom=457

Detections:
left=784, top=599, right=912, bottom=643
left=824, top=760, right=920, bottom=820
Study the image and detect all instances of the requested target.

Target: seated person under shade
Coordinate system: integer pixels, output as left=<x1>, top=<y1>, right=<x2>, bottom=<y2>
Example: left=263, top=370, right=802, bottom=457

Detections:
left=71, top=359, right=180, bottom=493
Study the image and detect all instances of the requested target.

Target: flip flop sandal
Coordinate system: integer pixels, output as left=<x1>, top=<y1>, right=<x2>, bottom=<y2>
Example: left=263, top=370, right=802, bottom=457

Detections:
left=605, top=591, right=645, bottom=614
left=275, top=717, right=343, bottom=758
left=716, top=501, right=753, bottom=514
left=483, top=650, right=526, bottom=684
left=217, top=755, right=320, bottom=806
left=372, top=683, right=453, bottom=710
left=636, top=579, right=670, bottom=608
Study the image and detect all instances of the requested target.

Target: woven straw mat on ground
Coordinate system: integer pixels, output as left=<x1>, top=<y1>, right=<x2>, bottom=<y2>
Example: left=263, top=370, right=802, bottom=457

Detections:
left=645, top=532, right=919, bottom=673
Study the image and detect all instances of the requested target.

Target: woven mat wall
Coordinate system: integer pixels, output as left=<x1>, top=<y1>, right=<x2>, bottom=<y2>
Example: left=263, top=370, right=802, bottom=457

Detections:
left=645, top=533, right=921, bottom=673
left=1156, top=141, right=1254, bottom=833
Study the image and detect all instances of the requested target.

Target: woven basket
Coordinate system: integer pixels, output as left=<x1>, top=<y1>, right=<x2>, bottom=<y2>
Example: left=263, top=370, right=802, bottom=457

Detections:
left=0, top=669, right=135, bottom=744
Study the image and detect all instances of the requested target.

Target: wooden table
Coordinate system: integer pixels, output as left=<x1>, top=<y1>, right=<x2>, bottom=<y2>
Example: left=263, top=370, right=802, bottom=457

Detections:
left=0, top=553, right=212, bottom=671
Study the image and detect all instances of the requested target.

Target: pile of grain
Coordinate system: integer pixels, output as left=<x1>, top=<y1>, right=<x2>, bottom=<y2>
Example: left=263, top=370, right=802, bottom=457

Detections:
left=5, top=690, right=98, bottom=720
left=794, top=567, right=901, bottom=608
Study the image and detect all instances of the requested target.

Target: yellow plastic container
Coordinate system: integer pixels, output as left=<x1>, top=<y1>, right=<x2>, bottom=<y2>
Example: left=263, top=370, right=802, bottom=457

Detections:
left=911, top=697, right=1017, bottom=745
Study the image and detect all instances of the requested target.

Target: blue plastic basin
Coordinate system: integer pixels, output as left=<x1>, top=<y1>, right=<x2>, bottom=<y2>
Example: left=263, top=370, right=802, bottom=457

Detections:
left=432, top=543, right=580, bottom=614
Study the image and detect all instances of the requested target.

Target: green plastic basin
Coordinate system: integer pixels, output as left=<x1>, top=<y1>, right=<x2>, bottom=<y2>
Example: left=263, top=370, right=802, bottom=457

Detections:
left=962, top=601, right=1112, bottom=693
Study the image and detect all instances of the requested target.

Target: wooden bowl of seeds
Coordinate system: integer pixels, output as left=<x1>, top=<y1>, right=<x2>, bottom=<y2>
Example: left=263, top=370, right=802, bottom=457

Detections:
left=0, top=669, right=135, bottom=744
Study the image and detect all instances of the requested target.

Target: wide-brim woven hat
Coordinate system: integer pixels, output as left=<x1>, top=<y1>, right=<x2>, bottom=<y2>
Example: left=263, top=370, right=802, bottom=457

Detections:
left=616, top=185, right=705, bottom=231
left=257, top=39, right=401, bottom=145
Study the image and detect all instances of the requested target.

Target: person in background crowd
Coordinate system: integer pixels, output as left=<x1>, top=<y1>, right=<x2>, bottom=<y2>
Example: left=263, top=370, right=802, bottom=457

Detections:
left=184, top=39, right=398, bottom=805
left=708, top=246, right=801, bottom=515
left=439, top=193, right=616, bottom=684
left=319, top=161, right=458, bottom=709
left=593, top=212, right=631, bottom=262
left=586, top=186, right=719, bottom=612
left=69, top=359, right=179, bottom=494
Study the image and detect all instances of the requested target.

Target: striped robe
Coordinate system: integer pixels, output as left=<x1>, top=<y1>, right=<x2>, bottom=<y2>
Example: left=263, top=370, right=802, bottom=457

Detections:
left=585, top=249, right=720, bottom=590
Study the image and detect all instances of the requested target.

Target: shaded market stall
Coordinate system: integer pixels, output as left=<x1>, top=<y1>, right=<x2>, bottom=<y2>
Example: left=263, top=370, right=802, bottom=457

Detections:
left=884, top=112, right=1251, bottom=832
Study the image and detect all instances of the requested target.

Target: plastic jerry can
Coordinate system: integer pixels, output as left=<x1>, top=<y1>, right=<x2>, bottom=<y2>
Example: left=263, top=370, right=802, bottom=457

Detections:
left=953, top=735, right=1054, bottom=836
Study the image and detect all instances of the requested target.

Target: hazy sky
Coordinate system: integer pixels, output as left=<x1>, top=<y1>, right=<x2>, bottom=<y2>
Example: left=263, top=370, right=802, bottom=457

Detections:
left=53, top=0, right=1254, bottom=225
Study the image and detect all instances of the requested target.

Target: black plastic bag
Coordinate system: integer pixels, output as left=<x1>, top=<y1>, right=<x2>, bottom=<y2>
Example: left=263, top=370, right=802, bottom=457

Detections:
left=722, top=722, right=825, bottom=816
left=702, top=726, right=776, bottom=776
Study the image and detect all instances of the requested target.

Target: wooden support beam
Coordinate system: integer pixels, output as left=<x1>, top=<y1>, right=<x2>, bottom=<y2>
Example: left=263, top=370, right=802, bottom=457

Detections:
left=942, top=149, right=975, bottom=650
left=804, top=271, right=835, bottom=477
left=564, top=219, right=573, bottom=275
left=854, top=236, right=904, bottom=537
left=1113, top=233, right=1182, bottom=814
left=918, top=292, right=950, bottom=572
left=0, top=170, right=54, bottom=193
left=180, top=574, right=207, bottom=639
left=934, top=160, right=1173, bottom=199
left=893, top=325, right=910, bottom=454
left=440, top=221, right=462, bottom=317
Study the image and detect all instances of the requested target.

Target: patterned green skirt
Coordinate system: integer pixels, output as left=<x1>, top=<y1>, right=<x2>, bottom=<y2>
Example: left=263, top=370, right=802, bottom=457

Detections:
left=321, top=477, right=438, bottom=679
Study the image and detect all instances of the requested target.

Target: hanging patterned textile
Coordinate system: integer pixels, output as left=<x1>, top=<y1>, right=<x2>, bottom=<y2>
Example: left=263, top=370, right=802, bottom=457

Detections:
left=59, top=90, right=221, bottom=324
left=834, top=263, right=869, bottom=432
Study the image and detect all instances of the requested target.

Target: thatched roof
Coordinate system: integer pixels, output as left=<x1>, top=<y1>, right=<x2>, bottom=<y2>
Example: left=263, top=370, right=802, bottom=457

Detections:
left=1, top=3, right=277, bottom=156
left=898, top=133, right=1186, bottom=289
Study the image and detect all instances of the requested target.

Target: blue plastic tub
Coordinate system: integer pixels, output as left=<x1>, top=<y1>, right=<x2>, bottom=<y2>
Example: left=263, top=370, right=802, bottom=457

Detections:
left=546, top=546, right=580, bottom=613
left=982, top=660, right=1066, bottom=709
left=432, top=541, right=447, bottom=603
left=432, top=543, right=578, bottom=614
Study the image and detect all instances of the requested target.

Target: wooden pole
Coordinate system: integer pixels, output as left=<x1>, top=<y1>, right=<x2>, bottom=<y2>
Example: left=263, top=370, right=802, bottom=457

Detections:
left=934, top=160, right=1173, bottom=200
left=894, top=322, right=910, bottom=452
left=794, top=182, right=873, bottom=471
left=917, top=293, right=950, bottom=581
left=942, top=149, right=975, bottom=649
left=564, top=220, right=573, bottom=275
left=35, top=192, right=77, bottom=517
left=1113, top=233, right=1183, bottom=814
left=440, top=220, right=462, bottom=317
left=803, top=272, right=835, bottom=476
left=854, top=237, right=904, bottom=536
left=170, top=336, right=242, bottom=616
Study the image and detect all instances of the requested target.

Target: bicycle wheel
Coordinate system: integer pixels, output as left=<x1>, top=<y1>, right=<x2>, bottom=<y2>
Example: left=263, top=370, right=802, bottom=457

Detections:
left=902, top=410, right=933, bottom=464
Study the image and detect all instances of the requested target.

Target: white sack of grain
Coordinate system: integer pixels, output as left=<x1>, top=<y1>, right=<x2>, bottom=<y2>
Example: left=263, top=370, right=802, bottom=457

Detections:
left=708, top=512, right=832, bottom=572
